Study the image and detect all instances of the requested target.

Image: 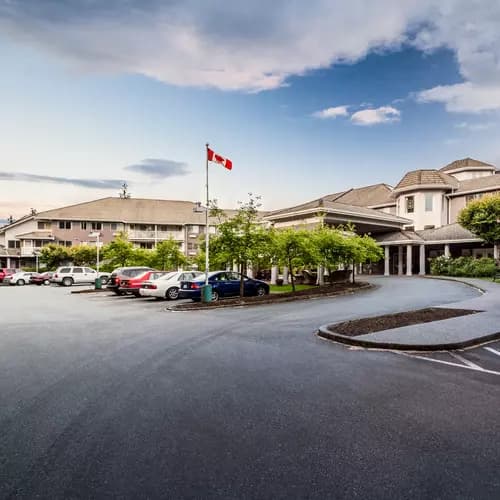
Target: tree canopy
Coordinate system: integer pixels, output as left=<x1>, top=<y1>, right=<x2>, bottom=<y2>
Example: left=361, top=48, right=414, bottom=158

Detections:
left=458, top=194, right=500, bottom=245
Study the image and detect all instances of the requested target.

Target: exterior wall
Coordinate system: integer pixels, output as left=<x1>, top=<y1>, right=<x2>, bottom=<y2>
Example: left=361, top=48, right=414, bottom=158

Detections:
left=1, top=219, right=38, bottom=252
left=50, top=221, right=125, bottom=246
left=396, top=190, right=447, bottom=230
left=449, top=196, right=467, bottom=224
left=374, top=206, right=397, bottom=215
left=449, top=170, right=493, bottom=181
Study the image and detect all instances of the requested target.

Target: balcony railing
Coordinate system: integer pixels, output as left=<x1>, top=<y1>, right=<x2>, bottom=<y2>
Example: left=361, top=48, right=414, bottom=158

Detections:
left=128, top=230, right=184, bottom=240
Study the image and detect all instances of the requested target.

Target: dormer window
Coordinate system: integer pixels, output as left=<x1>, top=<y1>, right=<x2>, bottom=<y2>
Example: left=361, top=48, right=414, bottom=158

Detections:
left=406, top=196, right=414, bottom=213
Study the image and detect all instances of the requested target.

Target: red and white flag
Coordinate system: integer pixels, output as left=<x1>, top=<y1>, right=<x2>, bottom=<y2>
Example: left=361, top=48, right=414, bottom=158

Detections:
left=207, top=147, right=232, bottom=170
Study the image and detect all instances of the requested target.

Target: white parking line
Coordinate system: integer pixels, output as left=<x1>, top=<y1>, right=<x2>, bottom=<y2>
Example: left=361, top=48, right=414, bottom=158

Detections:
left=448, top=351, right=483, bottom=370
left=484, top=346, right=500, bottom=357
left=394, top=351, right=500, bottom=376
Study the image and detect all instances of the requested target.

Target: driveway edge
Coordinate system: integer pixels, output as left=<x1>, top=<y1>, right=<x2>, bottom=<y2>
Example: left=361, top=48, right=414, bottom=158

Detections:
left=166, top=282, right=374, bottom=311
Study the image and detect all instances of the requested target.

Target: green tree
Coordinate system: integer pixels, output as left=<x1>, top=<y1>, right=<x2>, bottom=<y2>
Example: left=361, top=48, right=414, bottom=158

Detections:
left=458, top=194, right=500, bottom=246
left=101, top=231, right=135, bottom=268
left=40, top=243, right=71, bottom=270
left=208, top=194, right=271, bottom=296
left=71, top=245, right=97, bottom=267
left=272, top=228, right=314, bottom=292
left=311, top=225, right=348, bottom=276
left=150, top=238, right=187, bottom=270
left=341, top=234, right=383, bottom=283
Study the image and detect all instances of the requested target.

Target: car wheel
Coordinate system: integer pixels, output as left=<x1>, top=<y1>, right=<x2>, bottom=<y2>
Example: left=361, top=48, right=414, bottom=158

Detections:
left=43, top=279, right=50, bottom=285
left=211, top=289, right=219, bottom=302
left=133, top=291, right=141, bottom=298
left=17, top=279, right=25, bottom=286
left=62, top=277, right=73, bottom=287
left=114, top=290, right=124, bottom=296
left=256, top=285, right=267, bottom=296
left=166, top=287, right=179, bottom=300
left=100, top=276, right=109, bottom=285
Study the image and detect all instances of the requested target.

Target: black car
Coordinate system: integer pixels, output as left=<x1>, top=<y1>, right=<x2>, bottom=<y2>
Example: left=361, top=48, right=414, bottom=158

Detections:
left=179, top=271, right=270, bottom=301
left=106, top=267, right=152, bottom=295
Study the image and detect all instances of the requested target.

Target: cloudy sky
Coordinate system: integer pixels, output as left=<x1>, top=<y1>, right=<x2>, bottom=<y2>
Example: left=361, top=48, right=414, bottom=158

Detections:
left=1, top=0, right=500, bottom=216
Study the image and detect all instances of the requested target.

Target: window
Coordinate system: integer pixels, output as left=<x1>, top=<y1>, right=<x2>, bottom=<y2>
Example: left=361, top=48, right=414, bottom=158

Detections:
left=91, top=222, right=102, bottom=231
left=8, top=240, right=20, bottom=248
left=425, top=193, right=433, bottom=212
left=37, top=221, right=51, bottom=230
left=60, top=267, right=71, bottom=273
left=80, top=222, right=87, bottom=230
left=110, top=223, right=118, bottom=231
left=405, top=196, right=414, bottom=213
left=73, top=267, right=83, bottom=273
left=59, top=240, right=72, bottom=247
left=59, top=221, right=71, bottom=230
left=84, top=268, right=96, bottom=274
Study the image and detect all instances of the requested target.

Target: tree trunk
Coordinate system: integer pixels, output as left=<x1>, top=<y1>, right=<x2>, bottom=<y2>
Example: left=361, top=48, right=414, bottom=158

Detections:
left=352, top=259, right=356, bottom=284
left=288, top=257, right=295, bottom=292
left=239, top=262, right=245, bottom=297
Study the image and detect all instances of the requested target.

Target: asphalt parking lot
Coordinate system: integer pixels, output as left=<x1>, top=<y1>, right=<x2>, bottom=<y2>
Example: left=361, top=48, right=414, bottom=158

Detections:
left=1, top=278, right=499, bottom=499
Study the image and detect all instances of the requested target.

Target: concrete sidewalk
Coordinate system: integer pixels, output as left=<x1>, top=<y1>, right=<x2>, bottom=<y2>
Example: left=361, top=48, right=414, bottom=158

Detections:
left=318, top=277, right=500, bottom=350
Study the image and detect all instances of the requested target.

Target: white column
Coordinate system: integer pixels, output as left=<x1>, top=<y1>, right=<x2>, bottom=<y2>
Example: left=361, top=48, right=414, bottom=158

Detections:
left=384, top=246, right=390, bottom=276
left=406, top=245, right=413, bottom=276
left=271, top=266, right=278, bottom=285
left=494, top=243, right=499, bottom=260
left=317, top=265, right=325, bottom=286
left=398, top=246, right=403, bottom=276
left=247, top=264, right=254, bottom=279
left=419, top=244, right=426, bottom=276
left=444, top=244, right=450, bottom=258
left=233, top=262, right=239, bottom=272
left=283, top=266, right=289, bottom=285
left=6, top=257, right=11, bottom=268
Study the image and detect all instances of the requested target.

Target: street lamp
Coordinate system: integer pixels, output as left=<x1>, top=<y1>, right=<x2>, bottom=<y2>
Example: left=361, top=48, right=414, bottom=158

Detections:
left=193, top=202, right=209, bottom=287
left=88, top=232, right=101, bottom=272
left=32, top=250, right=41, bottom=273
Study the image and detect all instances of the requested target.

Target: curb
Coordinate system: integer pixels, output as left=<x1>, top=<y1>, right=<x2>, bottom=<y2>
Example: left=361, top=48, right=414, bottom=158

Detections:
left=421, top=275, right=486, bottom=294
left=166, top=283, right=374, bottom=311
left=71, top=288, right=111, bottom=295
left=317, top=325, right=500, bottom=351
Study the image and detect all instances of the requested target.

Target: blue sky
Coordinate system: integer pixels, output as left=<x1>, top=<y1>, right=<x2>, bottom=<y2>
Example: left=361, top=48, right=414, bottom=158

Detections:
left=1, top=0, right=500, bottom=217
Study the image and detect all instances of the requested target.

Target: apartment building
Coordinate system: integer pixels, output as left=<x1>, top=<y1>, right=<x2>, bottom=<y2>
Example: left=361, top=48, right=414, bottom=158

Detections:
left=0, top=197, right=235, bottom=268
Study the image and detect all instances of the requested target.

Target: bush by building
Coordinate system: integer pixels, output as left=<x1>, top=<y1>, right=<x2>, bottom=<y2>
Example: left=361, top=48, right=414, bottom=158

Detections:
left=430, top=256, right=497, bottom=277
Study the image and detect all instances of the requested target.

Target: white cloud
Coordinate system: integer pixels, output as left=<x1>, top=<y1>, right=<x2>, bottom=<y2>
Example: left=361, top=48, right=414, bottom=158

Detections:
left=414, top=0, right=500, bottom=112
left=350, top=106, right=401, bottom=126
left=312, top=105, right=349, bottom=119
left=454, top=121, right=496, bottom=131
left=0, top=0, right=428, bottom=92
left=1, top=0, right=500, bottom=112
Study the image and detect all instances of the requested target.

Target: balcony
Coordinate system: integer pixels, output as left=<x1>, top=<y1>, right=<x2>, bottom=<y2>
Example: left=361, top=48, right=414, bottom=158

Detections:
left=128, top=230, right=184, bottom=241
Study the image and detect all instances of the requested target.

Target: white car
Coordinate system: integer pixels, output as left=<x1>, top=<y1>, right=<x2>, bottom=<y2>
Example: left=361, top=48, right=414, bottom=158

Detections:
left=8, top=272, right=37, bottom=286
left=52, top=266, right=110, bottom=287
left=139, top=271, right=203, bottom=300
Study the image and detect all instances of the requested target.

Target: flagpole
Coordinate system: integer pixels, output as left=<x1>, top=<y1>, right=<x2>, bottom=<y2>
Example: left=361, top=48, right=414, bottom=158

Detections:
left=205, top=143, right=210, bottom=286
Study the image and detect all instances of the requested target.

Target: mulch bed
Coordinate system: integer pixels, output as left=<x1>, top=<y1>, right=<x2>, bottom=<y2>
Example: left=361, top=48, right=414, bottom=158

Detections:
left=169, top=281, right=372, bottom=310
left=329, top=307, right=481, bottom=337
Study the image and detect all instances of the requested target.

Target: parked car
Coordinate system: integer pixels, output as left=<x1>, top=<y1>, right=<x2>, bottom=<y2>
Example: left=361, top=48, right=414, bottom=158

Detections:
left=106, top=267, right=153, bottom=295
left=0, top=268, right=18, bottom=283
left=179, top=271, right=270, bottom=301
left=30, top=271, right=54, bottom=286
left=118, top=270, right=170, bottom=297
left=140, top=271, right=203, bottom=300
left=8, top=271, right=38, bottom=286
left=52, top=266, right=110, bottom=287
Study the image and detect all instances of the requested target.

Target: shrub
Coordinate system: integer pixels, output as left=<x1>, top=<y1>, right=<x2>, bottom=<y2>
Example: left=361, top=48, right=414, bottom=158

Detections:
left=430, top=256, right=496, bottom=277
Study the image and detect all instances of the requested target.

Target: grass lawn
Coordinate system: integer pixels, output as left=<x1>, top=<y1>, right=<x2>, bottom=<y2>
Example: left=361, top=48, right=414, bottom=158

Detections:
left=270, top=284, right=317, bottom=294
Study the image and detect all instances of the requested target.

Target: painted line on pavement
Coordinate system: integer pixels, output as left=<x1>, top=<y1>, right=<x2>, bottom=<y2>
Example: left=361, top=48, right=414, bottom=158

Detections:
left=448, top=352, right=483, bottom=370
left=394, top=351, right=500, bottom=376
left=483, top=346, right=500, bottom=357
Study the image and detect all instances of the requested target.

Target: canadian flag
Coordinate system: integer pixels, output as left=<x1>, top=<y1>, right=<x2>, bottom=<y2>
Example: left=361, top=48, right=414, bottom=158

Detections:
left=207, top=147, right=232, bottom=170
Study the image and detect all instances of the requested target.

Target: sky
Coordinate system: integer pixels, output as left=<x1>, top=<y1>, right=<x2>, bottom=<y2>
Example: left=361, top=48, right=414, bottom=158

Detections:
left=1, top=0, right=500, bottom=218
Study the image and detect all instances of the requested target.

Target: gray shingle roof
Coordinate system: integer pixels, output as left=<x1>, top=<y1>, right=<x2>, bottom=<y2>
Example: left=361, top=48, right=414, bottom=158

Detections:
left=395, top=170, right=458, bottom=191
left=376, top=223, right=480, bottom=244
left=450, top=174, right=500, bottom=195
left=34, top=197, right=239, bottom=225
left=323, top=183, right=395, bottom=207
left=440, top=157, right=494, bottom=173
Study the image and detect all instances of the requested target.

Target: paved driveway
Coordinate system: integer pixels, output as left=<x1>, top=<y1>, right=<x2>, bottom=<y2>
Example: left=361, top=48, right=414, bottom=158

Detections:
left=1, top=278, right=499, bottom=499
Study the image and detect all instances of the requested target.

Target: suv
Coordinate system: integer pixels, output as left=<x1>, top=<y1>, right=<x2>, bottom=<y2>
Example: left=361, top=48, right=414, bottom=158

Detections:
left=0, top=268, right=17, bottom=283
left=107, top=267, right=152, bottom=295
left=52, top=266, right=110, bottom=287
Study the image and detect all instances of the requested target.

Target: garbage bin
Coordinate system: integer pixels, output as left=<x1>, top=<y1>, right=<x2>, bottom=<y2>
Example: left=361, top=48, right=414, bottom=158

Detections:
left=201, top=284, right=212, bottom=302
left=95, top=277, right=102, bottom=290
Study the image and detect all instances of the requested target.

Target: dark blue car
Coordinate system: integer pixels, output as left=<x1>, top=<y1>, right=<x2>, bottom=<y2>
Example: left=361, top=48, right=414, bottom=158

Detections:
left=179, top=271, right=269, bottom=301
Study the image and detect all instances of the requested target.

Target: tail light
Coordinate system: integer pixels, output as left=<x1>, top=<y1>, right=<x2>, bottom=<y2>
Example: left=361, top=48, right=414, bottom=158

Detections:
left=191, top=283, right=200, bottom=289
left=54, top=274, right=58, bottom=278
left=150, top=285, right=157, bottom=289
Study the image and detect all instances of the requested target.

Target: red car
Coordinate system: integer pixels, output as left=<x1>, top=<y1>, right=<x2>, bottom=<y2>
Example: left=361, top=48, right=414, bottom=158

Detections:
left=30, top=272, right=54, bottom=286
left=0, top=268, right=17, bottom=283
left=118, top=270, right=170, bottom=297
